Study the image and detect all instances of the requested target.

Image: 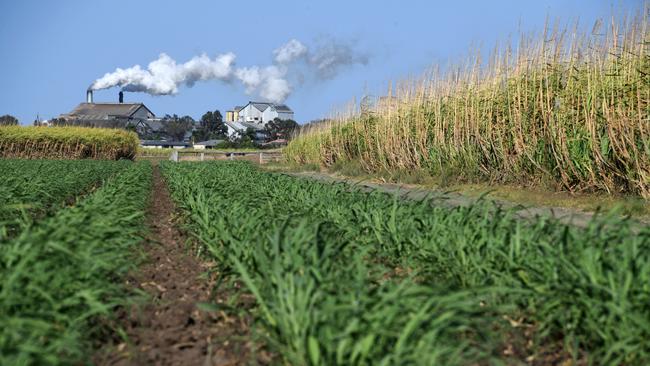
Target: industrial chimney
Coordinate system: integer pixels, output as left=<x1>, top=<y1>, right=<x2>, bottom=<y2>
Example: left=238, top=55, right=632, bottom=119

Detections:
left=119, top=91, right=124, bottom=103
left=86, top=89, right=93, bottom=104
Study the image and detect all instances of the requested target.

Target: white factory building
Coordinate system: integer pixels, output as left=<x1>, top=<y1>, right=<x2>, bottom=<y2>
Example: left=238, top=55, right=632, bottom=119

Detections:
left=224, top=101, right=294, bottom=140
left=236, top=101, right=293, bottom=123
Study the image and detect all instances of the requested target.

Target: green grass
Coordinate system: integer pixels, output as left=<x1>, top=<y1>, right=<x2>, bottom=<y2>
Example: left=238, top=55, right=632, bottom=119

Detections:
left=137, top=146, right=283, bottom=157
left=325, top=159, right=650, bottom=220
left=265, top=160, right=650, bottom=221
left=162, top=161, right=650, bottom=365
left=0, top=161, right=152, bottom=365
left=453, top=183, right=650, bottom=219
left=0, top=159, right=131, bottom=239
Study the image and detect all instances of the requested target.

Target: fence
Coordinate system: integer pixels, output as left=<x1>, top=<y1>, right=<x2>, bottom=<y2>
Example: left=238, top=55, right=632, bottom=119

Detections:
left=168, top=150, right=284, bottom=164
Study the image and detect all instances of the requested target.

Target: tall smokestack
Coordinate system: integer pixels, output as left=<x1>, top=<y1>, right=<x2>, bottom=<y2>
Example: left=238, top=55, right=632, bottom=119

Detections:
left=86, top=89, right=93, bottom=103
left=119, top=91, right=124, bottom=103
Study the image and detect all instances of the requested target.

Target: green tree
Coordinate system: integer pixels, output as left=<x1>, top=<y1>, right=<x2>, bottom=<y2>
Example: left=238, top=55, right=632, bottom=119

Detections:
left=161, top=114, right=194, bottom=141
left=195, top=110, right=227, bottom=141
left=0, top=115, right=19, bottom=126
left=265, top=118, right=299, bottom=140
left=228, top=127, right=258, bottom=148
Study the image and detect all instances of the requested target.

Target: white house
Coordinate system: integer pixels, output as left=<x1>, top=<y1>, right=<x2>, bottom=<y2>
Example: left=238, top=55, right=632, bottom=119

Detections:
left=224, top=121, right=268, bottom=141
left=237, top=101, right=294, bottom=124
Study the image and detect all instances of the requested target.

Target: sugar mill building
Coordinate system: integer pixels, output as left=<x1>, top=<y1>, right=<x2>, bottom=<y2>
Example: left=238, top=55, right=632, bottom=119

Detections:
left=59, top=90, right=161, bottom=136
left=224, top=101, right=294, bottom=140
left=225, top=106, right=242, bottom=123
left=238, top=101, right=294, bottom=123
left=226, top=101, right=293, bottom=124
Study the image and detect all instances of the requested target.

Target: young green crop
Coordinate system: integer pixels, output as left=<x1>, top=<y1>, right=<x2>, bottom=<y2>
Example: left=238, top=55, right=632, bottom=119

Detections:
left=0, top=159, right=131, bottom=239
left=162, top=161, right=650, bottom=365
left=0, top=161, right=151, bottom=365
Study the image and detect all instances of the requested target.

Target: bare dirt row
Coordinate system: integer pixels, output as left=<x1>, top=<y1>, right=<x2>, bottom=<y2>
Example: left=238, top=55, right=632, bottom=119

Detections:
left=96, top=166, right=269, bottom=366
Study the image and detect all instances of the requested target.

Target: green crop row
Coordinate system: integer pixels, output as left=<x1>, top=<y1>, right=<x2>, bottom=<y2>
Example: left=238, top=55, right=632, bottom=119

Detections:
left=0, top=126, right=139, bottom=160
left=161, top=161, right=650, bottom=365
left=0, top=161, right=152, bottom=365
left=0, top=159, right=131, bottom=239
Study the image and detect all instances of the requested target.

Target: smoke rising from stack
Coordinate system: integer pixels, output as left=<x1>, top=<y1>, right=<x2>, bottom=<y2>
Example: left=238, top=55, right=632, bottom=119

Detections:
left=91, top=53, right=236, bottom=96
left=90, top=38, right=368, bottom=103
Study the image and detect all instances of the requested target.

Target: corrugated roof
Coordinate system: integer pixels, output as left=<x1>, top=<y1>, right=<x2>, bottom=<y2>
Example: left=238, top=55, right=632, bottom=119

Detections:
left=241, top=101, right=293, bottom=113
left=195, top=139, right=225, bottom=146
left=63, top=103, right=153, bottom=119
left=273, top=104, right=293, bottom=112
left=250, top=102, right=272, bottom=112
left=225, top=121, right=245, bottom=130
left=146, top=120, right=163, bottom=132
left=225, top=121, right=265, bottom=131
left=240, top=121, right=265, bottom=130
left=140, top=140, right=191, bottom=147
left=53, top=119, right=130, bottom=127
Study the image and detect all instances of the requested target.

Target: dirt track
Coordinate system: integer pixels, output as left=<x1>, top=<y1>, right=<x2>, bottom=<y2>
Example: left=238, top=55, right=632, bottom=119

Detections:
left=96, top=165, right=268, bottom=366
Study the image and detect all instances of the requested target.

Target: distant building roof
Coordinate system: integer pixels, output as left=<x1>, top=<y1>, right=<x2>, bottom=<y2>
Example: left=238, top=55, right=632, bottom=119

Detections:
left=62, top=102, right=155, bottom=120
left=250, top=102, right=272, bottom=112
left=225, top=121, right=244, bottom=131
left=243, top=101, right=293, bottom=114
left=273, top=104, right=293, bottom=112
left=146, top=119, right=163, bottom=132
left=225, top=121, right=266, bottom=131
left=140, top=140, right=191, bottom=147
left=194, top=139, right=225, bottom=147
left=241, top=121, right=266, bottom=130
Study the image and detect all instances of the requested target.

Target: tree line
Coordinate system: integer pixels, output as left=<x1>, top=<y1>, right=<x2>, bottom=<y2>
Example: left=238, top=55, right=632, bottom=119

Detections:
left=5, top=110, right=300, bottom=146
left=0, top=115, right=19, bottom=126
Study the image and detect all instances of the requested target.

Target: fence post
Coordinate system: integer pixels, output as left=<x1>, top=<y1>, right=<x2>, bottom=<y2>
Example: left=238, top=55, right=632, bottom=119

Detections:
left=259, top=152, right=263, bottom=164
left=170, top=150, right=178, bottom=162
left=200, top=152, right=204, bottom=161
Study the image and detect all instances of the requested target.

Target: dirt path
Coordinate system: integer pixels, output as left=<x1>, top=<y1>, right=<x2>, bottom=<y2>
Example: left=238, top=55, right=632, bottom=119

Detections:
left=97, top=165, right=266, bottom=366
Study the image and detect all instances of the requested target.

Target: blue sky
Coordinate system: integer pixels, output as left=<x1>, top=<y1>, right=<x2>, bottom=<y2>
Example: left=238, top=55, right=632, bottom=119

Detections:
left=0, top=0, right=641, bottom=124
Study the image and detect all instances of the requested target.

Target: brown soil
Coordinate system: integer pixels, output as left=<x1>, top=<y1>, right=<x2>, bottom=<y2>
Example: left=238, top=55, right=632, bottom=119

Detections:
left=96, top=165, right=270, bottom=366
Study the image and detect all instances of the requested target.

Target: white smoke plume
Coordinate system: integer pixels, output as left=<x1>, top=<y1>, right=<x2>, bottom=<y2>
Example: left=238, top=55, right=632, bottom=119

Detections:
left=308, top=40, right=369, bottom=79
left=91, top=53, right=236, bottom=95
left=90, top=38, right=368, bottom=103
left=234, top=65, right=291, bottom=103
left=273, top=39, right=308, bottom=64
